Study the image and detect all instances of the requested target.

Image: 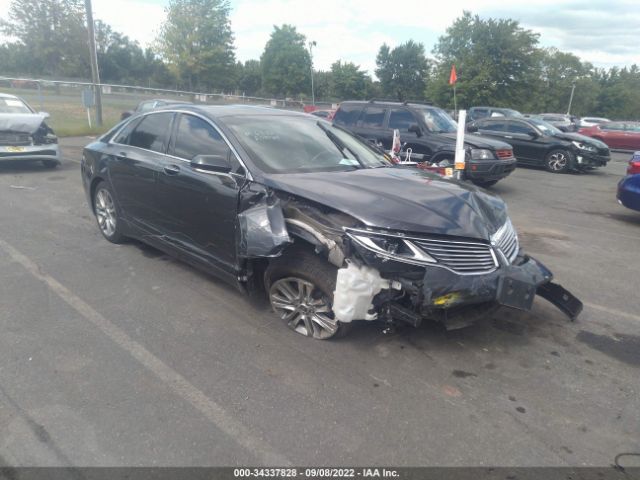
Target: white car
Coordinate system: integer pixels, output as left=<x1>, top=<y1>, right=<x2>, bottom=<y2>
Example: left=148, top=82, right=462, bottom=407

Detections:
left=579, top=116, right=611, bottom=128
left=0, top=93, right=61, bottom=168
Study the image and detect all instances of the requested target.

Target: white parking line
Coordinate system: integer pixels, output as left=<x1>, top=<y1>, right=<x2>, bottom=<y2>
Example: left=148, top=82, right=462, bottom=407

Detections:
left=585, top=302, right=640, bottom=323
left=0, top=237, right=289, bottom=466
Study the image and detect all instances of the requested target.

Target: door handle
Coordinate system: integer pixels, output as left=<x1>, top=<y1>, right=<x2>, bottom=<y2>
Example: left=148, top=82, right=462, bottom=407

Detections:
left=163, top=164, right=181, bottom=175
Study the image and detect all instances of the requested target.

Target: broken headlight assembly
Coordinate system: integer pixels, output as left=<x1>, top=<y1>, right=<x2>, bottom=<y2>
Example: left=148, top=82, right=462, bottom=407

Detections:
left=345, top=229, right=437, bottom=266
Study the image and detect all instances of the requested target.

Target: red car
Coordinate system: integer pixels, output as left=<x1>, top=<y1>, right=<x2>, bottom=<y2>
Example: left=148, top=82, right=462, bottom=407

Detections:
left=579, top=122, right=640, bottom=150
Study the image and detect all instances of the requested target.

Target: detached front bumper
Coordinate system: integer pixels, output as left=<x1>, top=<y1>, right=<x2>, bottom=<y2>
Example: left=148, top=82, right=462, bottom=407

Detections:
left=384, top=254, right=582, bottom=329
left=0, top=144, right=61, bottom=163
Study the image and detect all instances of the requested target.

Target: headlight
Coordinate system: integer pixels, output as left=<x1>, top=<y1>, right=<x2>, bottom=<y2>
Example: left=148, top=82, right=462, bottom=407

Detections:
left=470, top=149, right=495, bottom=160
left=346, top=230, right=437, bottom=266
left=572, top=141, right=596, bottom=152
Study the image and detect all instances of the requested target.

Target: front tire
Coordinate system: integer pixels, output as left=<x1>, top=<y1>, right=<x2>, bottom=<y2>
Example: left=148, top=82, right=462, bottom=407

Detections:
left=545, top=149, right=572, bottom=173
left=265, top=246, right=352, bottom=340
left=93, top=181, right=126, bottom=244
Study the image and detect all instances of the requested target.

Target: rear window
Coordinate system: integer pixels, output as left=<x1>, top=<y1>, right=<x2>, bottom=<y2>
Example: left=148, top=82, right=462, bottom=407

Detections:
left=359, top=107, right=386, bottom=128
left=333, top=104, right=362, bottom=126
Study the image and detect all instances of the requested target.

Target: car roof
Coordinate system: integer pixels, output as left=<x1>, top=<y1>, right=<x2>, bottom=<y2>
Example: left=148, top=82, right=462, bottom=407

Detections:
left=156, top=104, right=308, bottom=119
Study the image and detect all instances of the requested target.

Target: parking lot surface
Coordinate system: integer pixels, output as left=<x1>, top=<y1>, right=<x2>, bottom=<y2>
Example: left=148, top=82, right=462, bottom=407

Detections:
left=0, top=137, right=638, bottom=467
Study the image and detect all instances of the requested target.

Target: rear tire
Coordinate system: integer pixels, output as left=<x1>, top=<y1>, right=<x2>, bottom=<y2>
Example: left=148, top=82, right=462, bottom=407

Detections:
left=93, top=181, right=126, bottom=244
left=264, top=246, right=352, bottom=340
left=545, top=149, right=572, bottom=173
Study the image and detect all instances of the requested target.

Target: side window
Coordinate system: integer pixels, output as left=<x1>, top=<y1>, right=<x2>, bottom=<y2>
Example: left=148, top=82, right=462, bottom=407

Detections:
left=359, top=107, right=386, bottom=128
left=113, top=117, right=141, bottom=145
left=472, top=108, right=489, bottom=120
left=481, top=120, right=507, bottom=132
left=128, top=112, right=173, bottom=153
left=507, top=122, right=535, bottom=135
left=388, top=109, right=416, bottom=131
left=601, top=123, right=622, bottom=131
left=333, top=105, right=362, bottom=126
left=172, top=114, right=240, bottom=170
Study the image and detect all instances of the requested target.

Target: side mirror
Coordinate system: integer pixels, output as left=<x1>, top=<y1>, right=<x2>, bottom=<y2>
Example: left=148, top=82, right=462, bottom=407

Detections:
left=528, top=131, right=539, bottom=139
left=408, top=124, right=422, bottom=137
left=191, top=154, right=231, bottom=173
left=38, top=111, right=50, bottom=119
left=467, top=124, right=479, bottom=133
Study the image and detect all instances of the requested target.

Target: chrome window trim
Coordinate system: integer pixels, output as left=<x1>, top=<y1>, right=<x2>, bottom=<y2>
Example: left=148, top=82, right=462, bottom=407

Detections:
left=108, top=109, right=252, bottom=181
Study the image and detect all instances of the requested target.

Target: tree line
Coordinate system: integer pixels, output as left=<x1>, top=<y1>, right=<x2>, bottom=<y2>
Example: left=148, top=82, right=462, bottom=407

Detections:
left=1, top=1, right=639, bottom=119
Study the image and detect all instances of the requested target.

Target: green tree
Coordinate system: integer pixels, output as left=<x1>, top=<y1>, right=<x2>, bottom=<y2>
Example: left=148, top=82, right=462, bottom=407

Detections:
left=156, top=0, right=236, bottom=91
left=260, top=24, right=311, bottom=97
left=237, top=59, right=262, bottom=96
left=429, top=11, right=540, bottom=109
left=330, top=61, right=367, bottom=99
left=375, top=40, right=430, bottom=101
left=0, top=0, right=87, bottom=77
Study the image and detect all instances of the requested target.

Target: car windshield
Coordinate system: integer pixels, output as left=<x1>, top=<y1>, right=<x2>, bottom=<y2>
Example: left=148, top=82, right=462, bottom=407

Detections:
left=0, top=97, right=33, bottom=114
left=225, top=116, right=390, bottom=174
left=418, top=107, right=458, bottom=133
left=528, top=118, right=562, bottom=135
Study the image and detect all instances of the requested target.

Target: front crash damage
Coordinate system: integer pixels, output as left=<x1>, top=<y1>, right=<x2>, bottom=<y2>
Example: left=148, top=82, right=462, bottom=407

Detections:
left=237, top=184, right=583, bottom=335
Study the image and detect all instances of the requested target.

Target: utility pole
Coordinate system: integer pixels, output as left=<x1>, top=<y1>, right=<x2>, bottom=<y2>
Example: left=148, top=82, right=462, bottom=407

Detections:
left=567, top=83, right=576, bottom=116
left=85, top=0, right=103, bottom=126
left=308, top=41, right=316, bottom=105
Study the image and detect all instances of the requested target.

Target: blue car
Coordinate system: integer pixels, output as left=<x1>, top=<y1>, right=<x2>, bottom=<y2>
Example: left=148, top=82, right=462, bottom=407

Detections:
left=617, top=151, right=640, bottom=212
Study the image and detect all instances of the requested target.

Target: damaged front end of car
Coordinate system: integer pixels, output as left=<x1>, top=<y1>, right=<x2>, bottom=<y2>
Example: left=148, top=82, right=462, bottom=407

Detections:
left=236, top=184, right=583, bottom=338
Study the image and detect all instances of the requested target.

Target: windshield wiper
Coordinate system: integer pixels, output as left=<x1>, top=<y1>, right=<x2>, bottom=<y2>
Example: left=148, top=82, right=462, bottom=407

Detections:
left=316, top=121, right=365, bottom=168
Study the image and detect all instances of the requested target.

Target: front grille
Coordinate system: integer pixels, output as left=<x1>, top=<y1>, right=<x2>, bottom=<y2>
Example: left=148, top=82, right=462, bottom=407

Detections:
left=492, top=219, right=519, bottom=263
left=597, top=147, right=610, bottom=157
left=496, top=149, right=513, bottom=159
left=0, top=132, right=31, bottom=146
left=413, top=238, right=498, bottom=274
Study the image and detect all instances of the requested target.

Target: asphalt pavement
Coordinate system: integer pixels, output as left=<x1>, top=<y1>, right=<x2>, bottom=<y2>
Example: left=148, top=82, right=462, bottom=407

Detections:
left=0, top=137, right=638, bottom=467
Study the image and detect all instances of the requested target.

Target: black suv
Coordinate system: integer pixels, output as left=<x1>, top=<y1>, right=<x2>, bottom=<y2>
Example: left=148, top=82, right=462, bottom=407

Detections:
left=333, top=100, right=516, bottom=188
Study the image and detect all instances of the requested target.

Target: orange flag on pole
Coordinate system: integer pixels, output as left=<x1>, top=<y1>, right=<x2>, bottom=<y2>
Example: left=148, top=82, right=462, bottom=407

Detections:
left=449, top=65, right=457, bottom=85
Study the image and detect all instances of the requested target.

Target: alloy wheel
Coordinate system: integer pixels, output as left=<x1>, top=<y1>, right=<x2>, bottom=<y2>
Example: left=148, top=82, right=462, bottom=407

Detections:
left=548, top=152, right=568, bottom=171
left=95, top=188, right=117, bottom=237
left=269, top=277, right=339, bottom=339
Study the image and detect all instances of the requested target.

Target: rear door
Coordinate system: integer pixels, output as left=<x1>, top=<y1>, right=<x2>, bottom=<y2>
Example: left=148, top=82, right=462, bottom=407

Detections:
left=159, top=113, right=245, bottom=275
left=505, top=120, right=545, bottom=164
left=599, top=122, right=625, bottom=148
left=108, top=112, right=174, bottom=232
left=353, top=106, right=388, bottom=147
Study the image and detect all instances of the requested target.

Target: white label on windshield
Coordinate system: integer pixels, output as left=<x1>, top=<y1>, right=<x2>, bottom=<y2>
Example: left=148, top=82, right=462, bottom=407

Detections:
left=339, top=158, right=359, bottom=166
left=4, top=100, right=24, bottom=107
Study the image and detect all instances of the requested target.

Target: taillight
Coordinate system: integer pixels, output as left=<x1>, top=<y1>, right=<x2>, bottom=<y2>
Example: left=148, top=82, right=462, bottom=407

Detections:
left=627, top=160, right=640, bottom=175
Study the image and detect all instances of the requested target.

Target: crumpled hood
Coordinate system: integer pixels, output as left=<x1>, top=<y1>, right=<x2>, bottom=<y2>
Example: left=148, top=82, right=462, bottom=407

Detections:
left=263, top=167, right=508, bottom=240
left=440, top=132, right=512, bottom=150
left=0, top=113, right=47, bottom=134
left=553, top=131, right=608, bottom=149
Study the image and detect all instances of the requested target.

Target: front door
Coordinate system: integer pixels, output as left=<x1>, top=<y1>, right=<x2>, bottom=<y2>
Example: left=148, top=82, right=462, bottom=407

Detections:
left=158, top=113, right=244, bottom=275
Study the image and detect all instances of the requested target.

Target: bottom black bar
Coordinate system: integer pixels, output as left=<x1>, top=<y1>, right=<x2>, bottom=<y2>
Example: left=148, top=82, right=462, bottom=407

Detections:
left=0, top=467, right=638, bottom=480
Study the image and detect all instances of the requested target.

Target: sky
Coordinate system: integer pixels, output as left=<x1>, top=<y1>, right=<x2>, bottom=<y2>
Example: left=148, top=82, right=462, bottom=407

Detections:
left=1, top=0, right=639, bottom=75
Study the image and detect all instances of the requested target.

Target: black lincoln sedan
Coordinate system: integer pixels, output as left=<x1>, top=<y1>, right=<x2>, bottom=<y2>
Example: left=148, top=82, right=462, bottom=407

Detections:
left=81, top=105, right=582, bottom=339
left=468, top=117, right=610, bottom=173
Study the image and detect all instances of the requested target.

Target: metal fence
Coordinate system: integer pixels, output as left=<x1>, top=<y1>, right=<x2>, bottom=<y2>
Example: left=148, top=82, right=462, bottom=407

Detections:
left=0, top=76, right=321, bottom=135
